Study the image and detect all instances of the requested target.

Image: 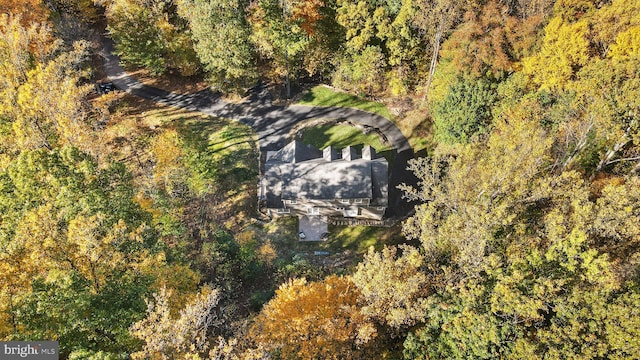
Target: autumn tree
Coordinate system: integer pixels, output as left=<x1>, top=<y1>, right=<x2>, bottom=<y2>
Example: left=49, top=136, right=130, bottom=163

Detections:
left=393, top=106, right=640, bottom=357
left=352, top=245, right=429, bottom=329
left=520, top=0, right=640, bottom=173
left=250, top=276, right=378, bottom=359
left=440, top=0, right=543, bottom=78
left=0, top=19, right=206, bottom=357
left=248, top=0, right=307, bottom=98
left=333, top=0, right=422, bottom=95
left=411, top=0, right=464, bottom=101
left=332, top=45, right=387, bottom=95
left=0, top=146, right=202, bottom=357
left=46, top=0, right=99, bottom=22
left=0, top=0, right=49, bottom=24
left=131, top=286, right=222, bottom=359
left=0, top=14, right=95, bottom=154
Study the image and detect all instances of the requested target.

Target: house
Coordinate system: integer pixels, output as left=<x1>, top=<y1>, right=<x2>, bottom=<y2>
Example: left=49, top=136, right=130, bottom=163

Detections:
left=260, top=140, right=388, bottom=221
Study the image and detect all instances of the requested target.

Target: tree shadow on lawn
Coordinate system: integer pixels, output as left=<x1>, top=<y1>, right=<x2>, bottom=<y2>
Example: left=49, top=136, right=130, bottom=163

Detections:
left=299, top=86, right=392, bottom=119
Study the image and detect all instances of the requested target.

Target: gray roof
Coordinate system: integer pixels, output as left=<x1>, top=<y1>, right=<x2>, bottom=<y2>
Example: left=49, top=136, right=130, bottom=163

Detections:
left=281, top=159, right=373, bottom=199
left=266, top=140, right=321, bottom=163
left=370, top=160, right=388, bottom=206
left=263, top=141, right=388, bottom=206
left=262, top=162, right=284, bottom=208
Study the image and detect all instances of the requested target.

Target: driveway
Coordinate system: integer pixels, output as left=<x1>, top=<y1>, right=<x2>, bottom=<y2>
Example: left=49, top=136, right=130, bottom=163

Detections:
left=101, top=39, right=417, bottom=217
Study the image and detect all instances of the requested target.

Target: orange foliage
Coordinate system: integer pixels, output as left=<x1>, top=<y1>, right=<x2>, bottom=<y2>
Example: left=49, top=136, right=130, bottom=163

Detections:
left=591, top=173, right=626, bottom=197
left=250, top=276, right=377, bottom=359
left=442, top=0, right=542, bottom=76
left=293, top=0, right=324, bottom=35
left=0, top=0, right=49, bottom=25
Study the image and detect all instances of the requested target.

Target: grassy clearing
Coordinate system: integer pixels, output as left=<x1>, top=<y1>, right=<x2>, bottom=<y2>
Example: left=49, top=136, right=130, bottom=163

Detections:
left=106, top=94, right=257, bottom=183
left=297, top=86, right=434, bottom=154
left=298, top=85, right=394, bottom=120
left=300, top=123, right=394, bottom=164
left=396, top=108, right=434, bottom=154
left=322, top=223, right=405, bottom=253
left=294, top=223, right=407, bottom=272
left=301, top=124, right=391, bottom=152
left=251, top=217, right=406, bottom=274
left=103, top=94, right=258, bottom=232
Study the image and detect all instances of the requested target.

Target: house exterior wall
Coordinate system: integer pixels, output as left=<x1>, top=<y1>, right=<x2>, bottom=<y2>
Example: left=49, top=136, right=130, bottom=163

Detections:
left=360, top=206, right=386, bottom=220
left=269, top=200, right=385, bottom=220
left=283, top=198, right=372, bottom=207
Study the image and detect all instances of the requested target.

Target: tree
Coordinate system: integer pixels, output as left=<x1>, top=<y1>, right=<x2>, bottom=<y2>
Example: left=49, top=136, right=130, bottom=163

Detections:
left=248, top=0, right=342, bottom=97
left=0, top=147, right=185, bottom=356
left=411, top=0, right=464, bottom=102
left=439, top=0, right=543, bottom=78
left=176, top=0, right=258, bottom=92
left=250, top=276, right=377, bottom=359
left=131, top=286, right=221, bottom=359
left=0, top=138, right=209, bottom=357
left=0, top=14, right=95, bottom=154
left=395, top=103, right=640, bottom=357
left=296, top=0, right=344, bottom=78
left=47, top=0, right=100, bottom=23
left=332, top=45, right=386, bottom=95
left=248, top=0, right=312, bottom=98
left=522, top=15, right=591, bottom=91
left=519, top=0, right=640, bottom=173
left=0, top=0, right=49, bottom=24
left=105, top=0, right=199, bottom=76
left=432, top=77, right=497, bottom=144
left=352, top=245, right=429, bottom=329
left=106, top=0, right=168, bottom=74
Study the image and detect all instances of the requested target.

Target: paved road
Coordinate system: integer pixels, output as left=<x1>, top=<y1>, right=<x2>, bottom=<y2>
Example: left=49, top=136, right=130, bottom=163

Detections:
left=101, top=39, right=416, bottom=216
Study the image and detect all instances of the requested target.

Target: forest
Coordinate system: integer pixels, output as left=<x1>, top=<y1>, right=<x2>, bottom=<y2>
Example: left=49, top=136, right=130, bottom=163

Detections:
left=0, top=0, right=639, bottom=358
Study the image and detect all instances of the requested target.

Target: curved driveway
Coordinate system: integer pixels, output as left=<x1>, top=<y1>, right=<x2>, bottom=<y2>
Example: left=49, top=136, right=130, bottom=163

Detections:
left=101, top=39, right=416, bottom=216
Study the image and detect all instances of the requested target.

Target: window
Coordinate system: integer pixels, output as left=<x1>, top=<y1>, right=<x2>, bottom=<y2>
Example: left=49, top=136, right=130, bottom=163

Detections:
left=288, top=199, right=297, bottom=205
left=344, top=209, right=359, bottom=217
left=308, top=207, right=320, bottom=215
left=354, top=199, right=364, bottom=204
left=339, top=199, right=350, bottom=204
left=376, top=207, right=385, bottom=211
left=276, top=208, right=290, bottom=214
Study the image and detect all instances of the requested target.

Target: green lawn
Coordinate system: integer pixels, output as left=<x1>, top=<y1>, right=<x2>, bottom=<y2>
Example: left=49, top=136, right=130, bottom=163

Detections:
left=295, top=223, right=406, bottom=259
left=300, top=124, right=394, bottom=164
left=324, top=223, right=406, bottom=253
left=298, top=85, right=394, bottom=120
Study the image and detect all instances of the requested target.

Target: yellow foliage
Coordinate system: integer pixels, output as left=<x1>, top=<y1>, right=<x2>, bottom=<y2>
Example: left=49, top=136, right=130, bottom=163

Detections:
left=353, top=245, right=429, bottom=328
left=131, top=286, right=221, bottom=359
left=591, top=0, right=640, bottom=47
left=257, top=241, right=277, bottom=266
left=0, top=14, right=95, bottom=153
left=523, top=0, right=640, bottom=92
left=251, top=275, right=376, bottom=359
left=609, top=26, right=640, bottom=60
left=522, top=16, right=590, bottom=90
left=149, top=264, right=202, bottom=315
left=150, top=129, right=188, bottom=195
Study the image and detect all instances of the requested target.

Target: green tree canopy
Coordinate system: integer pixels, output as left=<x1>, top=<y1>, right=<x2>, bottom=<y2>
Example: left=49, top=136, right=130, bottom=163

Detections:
left=177, top=0, right=258, bottom=92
